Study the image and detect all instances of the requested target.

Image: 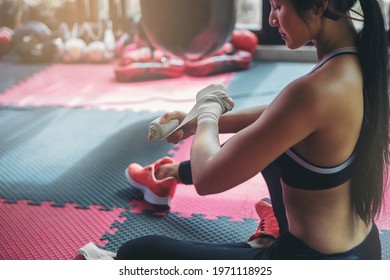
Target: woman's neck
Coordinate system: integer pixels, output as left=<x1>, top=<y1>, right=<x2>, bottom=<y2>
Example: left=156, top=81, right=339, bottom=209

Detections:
left=313, top=17, right=358, bottom=61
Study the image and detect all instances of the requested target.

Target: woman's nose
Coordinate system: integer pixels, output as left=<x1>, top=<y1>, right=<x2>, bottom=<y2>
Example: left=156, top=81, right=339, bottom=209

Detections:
left=269, top=14, right=278, bottom=27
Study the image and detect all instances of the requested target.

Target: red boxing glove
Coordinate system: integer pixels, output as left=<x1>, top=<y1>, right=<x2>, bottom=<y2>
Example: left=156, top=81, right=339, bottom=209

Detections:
left=213, top=42, right=235, bottom=56
left=230, top=29, right=258, bottom=55
left=0, top=26, right=14, bottom=57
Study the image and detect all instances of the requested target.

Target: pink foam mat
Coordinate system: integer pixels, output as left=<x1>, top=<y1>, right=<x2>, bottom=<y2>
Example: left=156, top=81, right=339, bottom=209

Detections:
left=377, top=188, right=390, bottom=231
left=0, top=63, right=233, bottom=113
left=0, top=199, right=125, bottom=260
left=161, top=134, right=269, bottom=222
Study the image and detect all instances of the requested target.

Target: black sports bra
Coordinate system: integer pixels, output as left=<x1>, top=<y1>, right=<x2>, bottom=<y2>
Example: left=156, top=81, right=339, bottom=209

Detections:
left=274, top=47, right=358, bottom=190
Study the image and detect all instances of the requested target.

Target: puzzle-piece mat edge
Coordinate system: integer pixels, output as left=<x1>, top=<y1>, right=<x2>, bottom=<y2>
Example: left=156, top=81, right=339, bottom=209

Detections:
left=0, top=198, right=126, bottom=260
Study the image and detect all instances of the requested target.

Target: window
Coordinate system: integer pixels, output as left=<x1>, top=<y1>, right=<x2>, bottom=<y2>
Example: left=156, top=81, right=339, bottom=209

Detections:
left=235, top=0, right=262, bottom=30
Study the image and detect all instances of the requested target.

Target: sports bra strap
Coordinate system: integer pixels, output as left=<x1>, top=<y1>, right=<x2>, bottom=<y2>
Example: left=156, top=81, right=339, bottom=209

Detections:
left=308, top=47, right=358, bottom=74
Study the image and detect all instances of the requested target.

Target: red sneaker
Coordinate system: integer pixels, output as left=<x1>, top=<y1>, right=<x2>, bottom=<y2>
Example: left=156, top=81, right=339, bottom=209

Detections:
left=248, top=198, right=279, bottom=241
left=125, top=157, right=177, bottom=207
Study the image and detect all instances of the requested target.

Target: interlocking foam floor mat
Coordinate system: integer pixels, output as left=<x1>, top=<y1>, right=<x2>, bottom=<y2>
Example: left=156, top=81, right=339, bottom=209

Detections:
left=101, top=210, right=259, bottom=253
left=0, top=106, right=176, bottom=209
left=0, top=59, right=388, bottom=260
left=0, top=199, right=125, bottom=260
left=0, top=54, right=52, bottom=95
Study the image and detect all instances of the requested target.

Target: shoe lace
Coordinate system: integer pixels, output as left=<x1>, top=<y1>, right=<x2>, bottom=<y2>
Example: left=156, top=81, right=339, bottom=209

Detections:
left=256, top=219, right=266, bottom=233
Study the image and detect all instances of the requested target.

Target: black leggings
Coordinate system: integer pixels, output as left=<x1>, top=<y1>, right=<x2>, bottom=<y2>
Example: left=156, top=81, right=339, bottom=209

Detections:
left=116, top=161, right=382, bottom=259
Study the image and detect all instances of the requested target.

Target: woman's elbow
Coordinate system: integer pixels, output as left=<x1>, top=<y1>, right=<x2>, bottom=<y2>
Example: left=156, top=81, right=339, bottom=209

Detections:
left=193, top=178, right=214, bottom=196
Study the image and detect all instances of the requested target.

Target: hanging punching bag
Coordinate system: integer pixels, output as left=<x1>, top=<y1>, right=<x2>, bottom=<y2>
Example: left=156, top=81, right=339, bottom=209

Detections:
left=140, top=0, right=236, bottom=61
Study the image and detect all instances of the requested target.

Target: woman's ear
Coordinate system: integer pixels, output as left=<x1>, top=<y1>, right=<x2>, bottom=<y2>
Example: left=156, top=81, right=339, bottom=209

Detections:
left=312, top=0, right=329, bottom=17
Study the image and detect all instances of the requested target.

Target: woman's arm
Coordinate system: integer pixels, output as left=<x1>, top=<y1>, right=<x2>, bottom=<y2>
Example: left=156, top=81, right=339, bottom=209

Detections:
left=190, top=79, right=324, bottom=195
left=218, top=104, right=268, bottom=134
left=162, top=104, right=268, bottom=143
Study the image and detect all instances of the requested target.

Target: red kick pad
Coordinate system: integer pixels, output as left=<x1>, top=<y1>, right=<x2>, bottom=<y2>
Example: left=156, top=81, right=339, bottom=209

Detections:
left=185, top=50, right=252, bottom=77
left=114, top=60, right=186, bottom=82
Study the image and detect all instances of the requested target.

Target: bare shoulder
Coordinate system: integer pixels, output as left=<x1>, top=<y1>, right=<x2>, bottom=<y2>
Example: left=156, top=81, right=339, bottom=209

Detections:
left=282, top=56, right=362, bottom=112
left=268, top=61, right=361, bottom=136
left=309, top=54, right=363, bottom=99
left=273, top=75, right=328, bottom=119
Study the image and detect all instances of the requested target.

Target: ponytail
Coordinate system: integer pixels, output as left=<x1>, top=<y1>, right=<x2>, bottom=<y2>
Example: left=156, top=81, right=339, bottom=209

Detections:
left=354, top=0, right=389, bottom=224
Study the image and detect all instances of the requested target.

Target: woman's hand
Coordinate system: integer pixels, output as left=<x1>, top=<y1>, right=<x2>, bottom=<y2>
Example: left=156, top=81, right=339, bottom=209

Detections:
left=148, top=111, right=197, bottom=144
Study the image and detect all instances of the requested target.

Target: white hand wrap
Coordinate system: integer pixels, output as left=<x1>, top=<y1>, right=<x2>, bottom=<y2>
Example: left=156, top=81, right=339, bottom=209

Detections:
left=148, top=117, right=180, bottom=140
left=149, top=84, right=233, bottom=140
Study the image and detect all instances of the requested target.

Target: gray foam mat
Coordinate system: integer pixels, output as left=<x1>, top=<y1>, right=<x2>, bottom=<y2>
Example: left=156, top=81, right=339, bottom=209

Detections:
left=0, top=105, right=175, bottom=210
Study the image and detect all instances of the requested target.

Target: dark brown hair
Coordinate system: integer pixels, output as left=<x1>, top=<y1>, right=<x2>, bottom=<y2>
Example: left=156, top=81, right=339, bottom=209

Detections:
left=293, top=0, right=390, bottom=224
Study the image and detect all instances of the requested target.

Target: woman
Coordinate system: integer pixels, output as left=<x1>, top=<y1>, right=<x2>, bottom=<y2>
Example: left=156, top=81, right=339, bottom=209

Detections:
left=117, top=0, right=389, bottom=259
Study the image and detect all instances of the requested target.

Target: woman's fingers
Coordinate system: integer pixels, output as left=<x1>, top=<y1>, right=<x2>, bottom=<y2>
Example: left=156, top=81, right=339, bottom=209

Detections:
left=159, top=111, right=184, bottom=124
left=165, top=129, right=184, bottom=144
